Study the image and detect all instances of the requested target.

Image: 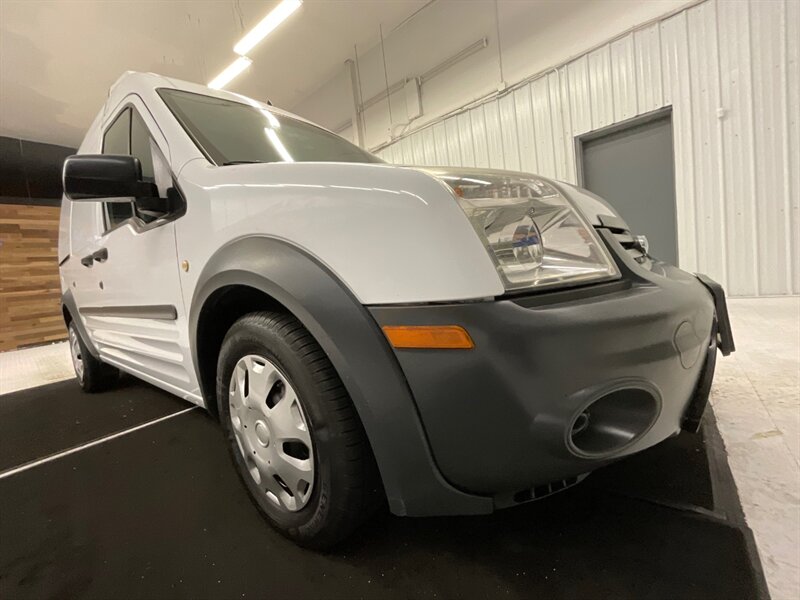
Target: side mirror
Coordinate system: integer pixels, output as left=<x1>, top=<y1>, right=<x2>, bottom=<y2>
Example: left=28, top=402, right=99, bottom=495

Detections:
left=63, top=154, right=159, bottom=202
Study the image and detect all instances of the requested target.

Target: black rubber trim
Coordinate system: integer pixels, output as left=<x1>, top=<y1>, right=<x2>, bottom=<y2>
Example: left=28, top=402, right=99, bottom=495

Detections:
left=695, top=273, right=735, bottom=356
left=61, top=290, right=100, bottom=359
left=510, top=279, right=631, bottom=308
left=682, top=320, right=719, bottom=433
left=189, top=235, right=492, bottom=517
left=598, top=214, right=630, bottom=232
left=98, top=182, right=187, bottom=236
left=80, top=305, right=178, bottom=320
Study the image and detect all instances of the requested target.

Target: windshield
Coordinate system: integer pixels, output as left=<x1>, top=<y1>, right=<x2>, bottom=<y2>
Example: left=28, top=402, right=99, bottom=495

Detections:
left=158, top=88, right=382, bottom=166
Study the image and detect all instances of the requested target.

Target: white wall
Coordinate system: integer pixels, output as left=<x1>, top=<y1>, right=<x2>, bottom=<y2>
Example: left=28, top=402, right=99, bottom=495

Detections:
left=292, top=0, right=799, bottom=297
left=293, top=0, right=688, bottom=147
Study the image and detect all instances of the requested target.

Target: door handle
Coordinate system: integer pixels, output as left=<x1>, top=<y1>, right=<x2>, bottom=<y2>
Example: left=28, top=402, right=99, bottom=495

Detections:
left=80, top=248, right=108, bottom=267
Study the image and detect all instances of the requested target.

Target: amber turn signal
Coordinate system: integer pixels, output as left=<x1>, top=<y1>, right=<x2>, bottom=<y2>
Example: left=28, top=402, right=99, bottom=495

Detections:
left=382, top=325, right=474, bottom=349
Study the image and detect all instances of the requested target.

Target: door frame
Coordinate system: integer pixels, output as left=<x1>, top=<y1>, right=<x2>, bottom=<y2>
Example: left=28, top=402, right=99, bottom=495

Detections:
left=573, top=106, right=679, bottom=266
left=574, top=106, right=674, bottom=188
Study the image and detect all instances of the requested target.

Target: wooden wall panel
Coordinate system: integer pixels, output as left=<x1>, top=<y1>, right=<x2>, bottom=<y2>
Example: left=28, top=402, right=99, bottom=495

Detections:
left=0, top=204, right=65, bottom=351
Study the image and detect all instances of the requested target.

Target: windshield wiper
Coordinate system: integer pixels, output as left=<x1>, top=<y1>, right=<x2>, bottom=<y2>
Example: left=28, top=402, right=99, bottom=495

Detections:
left=222, top=160, right=265, bottom=166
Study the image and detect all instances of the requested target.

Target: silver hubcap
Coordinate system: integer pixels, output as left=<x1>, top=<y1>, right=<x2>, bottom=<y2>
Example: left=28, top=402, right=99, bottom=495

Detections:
left=69, top=327, right=84, bottom=383
left=228, top=355, right=314, bottom=512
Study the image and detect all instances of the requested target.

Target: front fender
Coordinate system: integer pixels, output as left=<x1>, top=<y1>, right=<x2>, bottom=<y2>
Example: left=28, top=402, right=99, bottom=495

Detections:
left=189, top=235, right=491, bottom=517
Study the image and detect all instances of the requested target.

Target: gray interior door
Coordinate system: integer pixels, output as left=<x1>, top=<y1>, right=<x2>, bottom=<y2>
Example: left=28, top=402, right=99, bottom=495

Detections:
left=581, top=114, right=678, bottom=266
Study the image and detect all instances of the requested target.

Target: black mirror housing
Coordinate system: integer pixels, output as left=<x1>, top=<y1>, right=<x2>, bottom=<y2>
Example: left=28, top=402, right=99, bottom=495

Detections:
left=63, top=154, right=158, bottom=201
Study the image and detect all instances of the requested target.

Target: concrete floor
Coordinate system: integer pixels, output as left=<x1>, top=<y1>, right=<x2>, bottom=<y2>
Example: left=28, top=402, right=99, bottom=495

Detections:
left=709, top=298, right=800, bottom=600
left=1, top=297, right=798, bottom=598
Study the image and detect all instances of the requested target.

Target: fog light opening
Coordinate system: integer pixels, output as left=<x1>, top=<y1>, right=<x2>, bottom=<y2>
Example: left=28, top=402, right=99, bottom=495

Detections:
left=568, top=387, right=659, bottom=458
left=572, top=412, right=590, bottom=436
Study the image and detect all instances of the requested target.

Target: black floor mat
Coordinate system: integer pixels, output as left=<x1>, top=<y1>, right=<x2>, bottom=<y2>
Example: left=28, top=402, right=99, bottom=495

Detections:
left=0, top=382, right=765, bottom=599
left=586, top=426, right=715, bottom=510
left=0, top=377, right=188, bottom=472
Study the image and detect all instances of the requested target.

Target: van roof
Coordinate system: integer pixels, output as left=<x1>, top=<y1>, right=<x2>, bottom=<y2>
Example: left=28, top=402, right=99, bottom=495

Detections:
left=106, top=71, right=308, bottom=124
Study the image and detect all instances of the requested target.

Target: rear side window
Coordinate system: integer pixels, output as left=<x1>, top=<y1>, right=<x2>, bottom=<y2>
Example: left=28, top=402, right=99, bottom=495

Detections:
left=102, top=109, right=135, bottom=228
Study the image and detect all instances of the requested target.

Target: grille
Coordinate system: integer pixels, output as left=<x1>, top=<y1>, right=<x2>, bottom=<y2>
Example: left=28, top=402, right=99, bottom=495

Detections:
left=511, top=476, right=583, bottom=504
left=612, top=231, right=648, bottom=262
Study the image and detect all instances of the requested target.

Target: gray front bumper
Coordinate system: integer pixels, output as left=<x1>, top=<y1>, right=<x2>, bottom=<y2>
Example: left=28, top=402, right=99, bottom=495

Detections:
left=369, top=257, right=717, bottom=499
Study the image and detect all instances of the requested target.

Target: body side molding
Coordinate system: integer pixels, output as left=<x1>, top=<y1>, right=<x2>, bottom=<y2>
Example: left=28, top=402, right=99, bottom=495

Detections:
left=79, top=304, right=178, bottom=320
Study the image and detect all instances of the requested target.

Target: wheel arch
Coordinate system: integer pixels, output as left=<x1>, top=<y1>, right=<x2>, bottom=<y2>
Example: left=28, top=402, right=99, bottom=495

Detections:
left=194, top=283, right=285, bottom=421
left=62, top=304, right=73, bottom=326
left=61, top=288, right=100, bottom=358
left=189, top=235, right=491, bottom=517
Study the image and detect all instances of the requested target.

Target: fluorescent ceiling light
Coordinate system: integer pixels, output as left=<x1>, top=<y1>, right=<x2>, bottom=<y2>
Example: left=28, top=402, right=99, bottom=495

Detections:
left=261, top=109, right=281, bottom=129
left=208, top=56, right=252, bottom=90
left=234, top=0, right=302, bottom=56
left=265, top=128, right=294, bottom=162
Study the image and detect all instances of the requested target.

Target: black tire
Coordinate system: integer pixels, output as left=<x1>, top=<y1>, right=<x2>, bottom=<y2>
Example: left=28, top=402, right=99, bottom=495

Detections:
left=217, top=311, right=382, bottom=549
left=68, top=321, right=119, bottom=393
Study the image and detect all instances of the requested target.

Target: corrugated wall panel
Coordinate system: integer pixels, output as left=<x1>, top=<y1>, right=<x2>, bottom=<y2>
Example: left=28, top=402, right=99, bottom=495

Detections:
left=548, top=69, right=571, bottom=182
left=498, top=93, right=521, bottom=171
left=513, top=85, right=537, bottom=173
left=411, top=134, right=425, bottom=165
left=567, top=56, right=592, bottom=135
left=392, top=138, right=403, bottom=164
left=788, top=0, right=800, bottom=294
left=471, top=106, right=490, bottom=168
left=717, top=2, right=758, bottom=295
left=661, top=11, right=699, bottom=273
left=383, top=145, right=396, bottom=164
left=484, top=100, right=505, bottom=169
left=718, top=0, right=759, bottom=296
left=432, top=121, right=449, bottom=165
left=634, top=23, right=664, bottom=112
left=588, top=46, right=614, bottom=130
left=444, top=117, right=462, bottom=166
left=751, top=0, right=793, bottom=294
left=531, top=77, right=556, bottom=177
left=377, top=0, right=799, bottom=296
left=400, top=136, right=414, bottom=165
left=611, top=35, right=638, bottom=121
left=557, top=66, right=577, bottom=184
left=688, top=1, right=728, bottom=290
left=421, top=127, right=436, bottom=165
left=457, top=111, right=476, bottom=167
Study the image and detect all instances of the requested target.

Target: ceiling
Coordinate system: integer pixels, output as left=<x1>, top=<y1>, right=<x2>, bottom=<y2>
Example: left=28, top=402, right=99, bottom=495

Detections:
left=0, top=0, right=427, bottom=148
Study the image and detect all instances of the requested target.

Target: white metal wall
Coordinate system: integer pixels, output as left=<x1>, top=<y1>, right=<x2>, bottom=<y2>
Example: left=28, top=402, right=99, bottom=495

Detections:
left=375, top=0, right=799, bottom=297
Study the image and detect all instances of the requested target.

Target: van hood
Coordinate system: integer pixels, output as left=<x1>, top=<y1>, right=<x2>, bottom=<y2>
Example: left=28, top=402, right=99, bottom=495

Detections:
left=178, top=160, right=505, bottom=304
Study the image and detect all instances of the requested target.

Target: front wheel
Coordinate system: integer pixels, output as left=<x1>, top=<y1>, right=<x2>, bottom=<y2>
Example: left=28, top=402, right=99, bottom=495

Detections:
left=217, top=311, right=381, bottom=549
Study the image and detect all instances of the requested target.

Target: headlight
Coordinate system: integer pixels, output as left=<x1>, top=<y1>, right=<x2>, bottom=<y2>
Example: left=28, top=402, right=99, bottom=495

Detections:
left=439, top=173, right=620, bottom=291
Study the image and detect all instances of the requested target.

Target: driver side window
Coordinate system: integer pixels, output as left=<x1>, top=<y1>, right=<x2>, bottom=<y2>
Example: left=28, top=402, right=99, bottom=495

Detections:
left=101, top=106, right=168, bottom=230
left=101, top=109, right=134, bottom=229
